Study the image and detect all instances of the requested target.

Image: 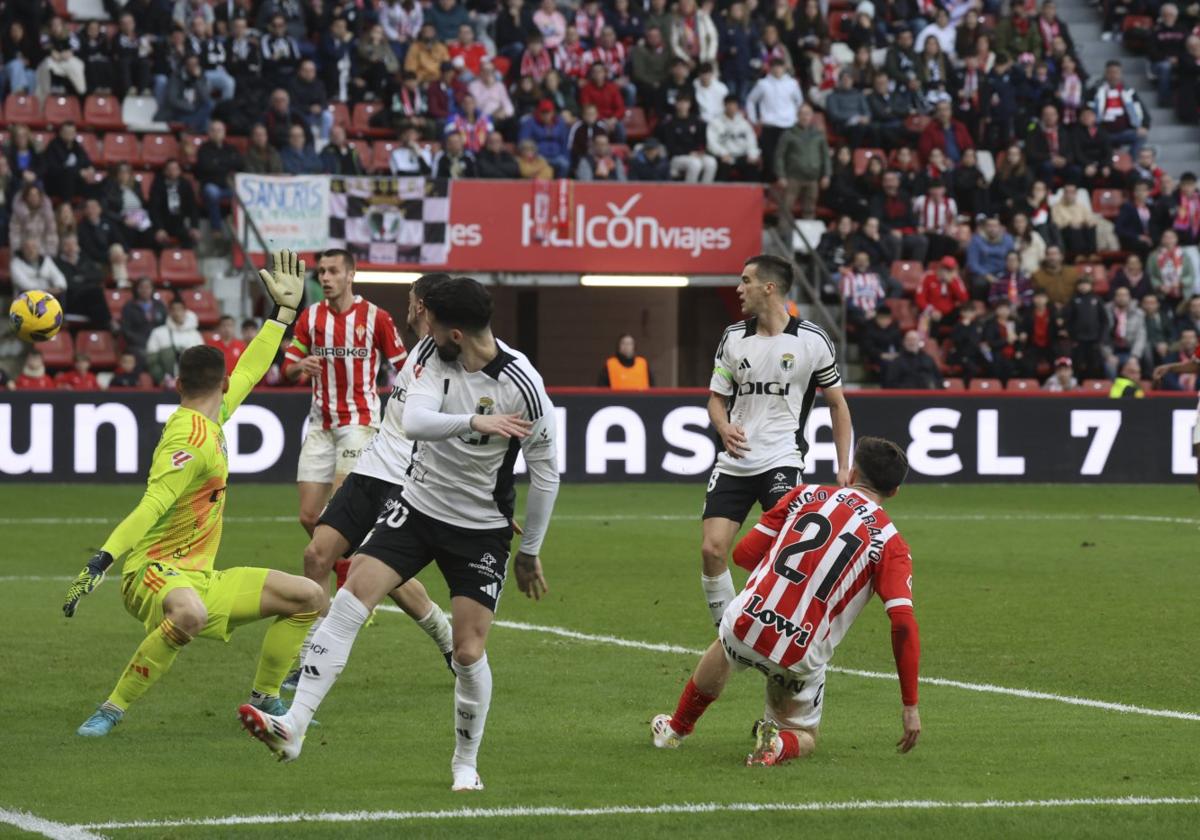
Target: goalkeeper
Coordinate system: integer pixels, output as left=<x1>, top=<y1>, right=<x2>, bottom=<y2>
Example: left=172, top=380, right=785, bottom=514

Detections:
left=65, top=251, right=327, bottom=738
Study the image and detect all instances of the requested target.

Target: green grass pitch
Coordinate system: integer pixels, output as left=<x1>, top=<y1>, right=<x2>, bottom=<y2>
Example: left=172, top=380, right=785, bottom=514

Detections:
left=1, top=482, right=1199, bottom=838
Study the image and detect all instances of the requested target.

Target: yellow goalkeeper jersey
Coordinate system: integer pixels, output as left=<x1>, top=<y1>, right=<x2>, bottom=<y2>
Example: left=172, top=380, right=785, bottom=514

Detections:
left=104, top=320, right=285, bottom=576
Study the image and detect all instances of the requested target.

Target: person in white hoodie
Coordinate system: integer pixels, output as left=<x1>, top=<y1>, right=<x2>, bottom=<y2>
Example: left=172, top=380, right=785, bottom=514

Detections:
left=692, top=62, right=729, bottom=123
left=145, top=298, right=205, bottom=384
left=916, top=8, right=957, bottom=57
left=745, top=57, right=803, bottom=181
left=708, top=95, right=761, bottom=181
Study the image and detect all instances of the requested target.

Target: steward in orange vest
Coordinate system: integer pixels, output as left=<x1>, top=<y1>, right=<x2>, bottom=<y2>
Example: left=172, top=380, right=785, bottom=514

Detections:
left=599, top=334, right=652, bottom=390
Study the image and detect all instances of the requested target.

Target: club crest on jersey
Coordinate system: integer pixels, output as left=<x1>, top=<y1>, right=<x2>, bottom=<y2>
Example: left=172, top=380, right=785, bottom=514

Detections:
left=355, top=323, right=366, bottom=342
left=171, top=450, right=193, bottom=469
left=743, top=595, right=813, bottom=647
left=476, top=396, right=495, bottom=416
left=780, top=353, right=795, bottom=372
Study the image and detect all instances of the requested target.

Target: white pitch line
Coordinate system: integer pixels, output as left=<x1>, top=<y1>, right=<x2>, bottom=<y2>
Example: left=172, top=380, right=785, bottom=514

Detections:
left=379, top=609, right=1200, bottom=724
left=78, top=796, right=1200, bottom=831
left=0, top=808, right=107, bottom=840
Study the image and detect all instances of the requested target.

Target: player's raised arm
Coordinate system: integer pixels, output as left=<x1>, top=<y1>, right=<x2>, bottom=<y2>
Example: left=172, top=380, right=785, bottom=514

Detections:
left=878, top=539, right=921, bottom=753
left=730, top=489, right=794, bottom=571
left=220, top=250, right=305, bottom=418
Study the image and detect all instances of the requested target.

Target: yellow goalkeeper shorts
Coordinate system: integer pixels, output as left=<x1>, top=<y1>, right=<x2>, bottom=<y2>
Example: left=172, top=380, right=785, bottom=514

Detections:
left=120, top=563, right=270, bottom=641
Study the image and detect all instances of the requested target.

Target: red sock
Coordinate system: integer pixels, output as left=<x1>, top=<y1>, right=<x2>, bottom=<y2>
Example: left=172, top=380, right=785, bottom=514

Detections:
left=669, top=678, right=717, bottom=736
left=777, top=730, right=801, bottom=761
left=333, top=559, right=351, bottom=590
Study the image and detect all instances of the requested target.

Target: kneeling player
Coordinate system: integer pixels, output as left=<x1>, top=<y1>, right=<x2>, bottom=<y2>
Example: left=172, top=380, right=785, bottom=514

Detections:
left=652, top=437, right=921, bottom=763
left=64, top=251, right=327, bottom=736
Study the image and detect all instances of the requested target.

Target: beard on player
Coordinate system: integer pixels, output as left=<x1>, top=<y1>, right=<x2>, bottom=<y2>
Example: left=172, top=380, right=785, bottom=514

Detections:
left=435, top=336, right=463, bottom=362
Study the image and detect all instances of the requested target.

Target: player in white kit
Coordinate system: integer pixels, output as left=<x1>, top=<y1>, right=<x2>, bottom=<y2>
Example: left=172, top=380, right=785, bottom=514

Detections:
left=240, top=278, right=560, bottom=792
left=1153, top=351, right=1200, bottom=493
left=700, top=255, right=854, bottom=626
left=283, top=275, right=456, bottom=690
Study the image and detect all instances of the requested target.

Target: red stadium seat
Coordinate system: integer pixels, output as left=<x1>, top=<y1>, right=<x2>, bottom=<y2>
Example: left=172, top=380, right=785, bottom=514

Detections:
left=132, top=170, right=155, bottom=196
left=371, top=139, right=400, bottom=173
left=177, top=288, right=221, bottom=327
left=922, top=338, right=948, bottom=373
left=331, top=102, right=351, bottom=131
left=968, top=378, right=1003, bottom=392
left=1079, top=263, right=1108, bottom=296
left=152, top=288, right=176, bottom=305
left=829, top=11, right=853, bottom=40
left=42, top=95, right=81, bottom=126
left=126, top=249, right=158, bottom=283
left=1006, top=378, right=1039, bottom=391
left=78, top=132, right=102, bottom=164
left=40, top=330, right=75, bottom=369
left=941, top=377, right=965, bottom=391
left=1080, top=379, right=1112, bottom=393
left=0, top=247, right=10, bottom=286
left=351, top=102, right=382, bottom=136
left=890, top=260, right=925, bottom=295
left=904, top=114, right=930, bottom=135
left=852, top=148, right=886, bottom=176
left=105, top=289, right=132, bottom=321
left=75, top=330, right=118, bottom=370
left=4, top=94, right=41, bottom=126
left=492, top=56, right=511, bottom=79
left=623, top=107, right=651, bottom=142
left=83, top=94, right=124, bottom=130
left=347, top=139, right=373, bottom=171
left=1111, top=151, right=1133, bottom=174
left=101, top=133, right=141, bottom=167
left=1091, top=189, right=1125, bottom=220
left=159, top=248, right=203, bottom=287
left=1123, top=15, right=1153, bottom=32
left=141, top=134, right=180, bottom=169
left=883, top=298, right=917, bottom=331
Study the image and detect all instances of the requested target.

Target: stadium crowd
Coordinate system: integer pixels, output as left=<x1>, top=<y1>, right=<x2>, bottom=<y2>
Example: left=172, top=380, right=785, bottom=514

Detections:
left=3, top=0, right=1200, bottom=393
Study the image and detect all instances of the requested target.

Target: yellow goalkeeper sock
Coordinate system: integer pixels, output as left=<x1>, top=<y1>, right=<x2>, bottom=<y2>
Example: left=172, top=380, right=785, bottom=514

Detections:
left=252, top=611, right=319, bottom=696
left=107, top=618, right=192, bottom=711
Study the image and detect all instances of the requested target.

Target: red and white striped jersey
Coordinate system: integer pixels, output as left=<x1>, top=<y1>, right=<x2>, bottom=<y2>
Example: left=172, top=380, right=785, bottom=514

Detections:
left=729, top=484, right=913, bottom=674
left=284, top=296, right=407, bottom=430
left=912, top=194, right=957, bottom=234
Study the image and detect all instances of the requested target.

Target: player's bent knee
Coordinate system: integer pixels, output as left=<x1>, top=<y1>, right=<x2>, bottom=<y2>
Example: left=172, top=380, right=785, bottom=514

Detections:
left=452, top=641, right=485, bottom=667
left=295, top=577, right=326, bottom=613
left=299, top=510, right=321, bottom=533
left=302, top=540, right=337, bottom=580
left=167, top=602, right=207, bottom=637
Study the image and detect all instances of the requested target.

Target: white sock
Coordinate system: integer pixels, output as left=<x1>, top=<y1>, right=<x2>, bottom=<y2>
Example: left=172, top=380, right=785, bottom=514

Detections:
left=290, top=588, right=369, bottom=734
left=451, top=654, right=492, bottom=774
left=295, top=616, right=324, bottom=668
left=701, top=571, right=736, bottom=627
left=415, top=603, right=454, bottom=655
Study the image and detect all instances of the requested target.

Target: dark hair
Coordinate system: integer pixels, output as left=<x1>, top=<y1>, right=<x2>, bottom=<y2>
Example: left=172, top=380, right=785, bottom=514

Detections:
left=423, top=277, right=493, bottom=331
left=412, top=272, right=451, bottom=302
left=241, top=318, right=258, bottom=330
left=1106, top=60, right=1121, bottom=69
left=218, top=314, right=235, bottom=324
left=723, top=93, right=740, bottom=104
left=854, top=436, right=909, bottom=494
left=743, top=254, right=794, bottom=294
left=697, top=61, right=714, bottom=74
left=319, top=247, right=355, bottom=271
left=177, top=344, right=227, bottom=397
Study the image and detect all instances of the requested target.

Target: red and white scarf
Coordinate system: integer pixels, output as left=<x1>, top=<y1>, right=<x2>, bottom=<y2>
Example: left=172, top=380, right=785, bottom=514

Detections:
left=1157, top=247, right=1184, bottom=295
left=1038, top=16, right=1060, bottom=51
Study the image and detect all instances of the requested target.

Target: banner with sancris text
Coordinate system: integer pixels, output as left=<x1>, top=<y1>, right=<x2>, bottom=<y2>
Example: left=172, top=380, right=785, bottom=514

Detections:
left=0, top=392, right=1196, bottom=483
left=235, top=178, right=762, bottom=275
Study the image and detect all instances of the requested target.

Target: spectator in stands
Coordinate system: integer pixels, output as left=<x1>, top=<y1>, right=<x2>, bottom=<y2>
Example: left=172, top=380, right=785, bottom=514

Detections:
left=78, top=198, right=126, bottom=282
left=1104, top=285, right=1147, bottom=376
left=449, top=23, right=488, bottom=80
left=655, top=95, right=714, bottom=183
left=1032, top=245, right=1080, bottom=306
left=261, top=13, right=302, bottom=88
left=916, top=7, right=955, bottom=56
left=389, top=125, right=434, bottom=175
left=405, top=22, right=451, bottom=84
left=149, top=159, right=201, bottom=246
left=982, top=299, right=1021, bottom=382
left=746, top=58, right=802, bottom=182
left=861, top=307, right=902, bottom=378
left=318, top=15, right=354, bottom=99
left=1153, top=327, right=1198, bottom=390
left=108, top=351, right=145, bottom=389
left=175, top=0, right=214, bottom=29
left=379, top=0, right=423, bottom=62
left=1070, top=106, right=1114, bottom=189
left=918, top=256, right=968, bottom=334
left=243, top=123, right=284, bottom=174
left=912, top=180, right=959, bottom=262
left=264, top=88, right=310, bottom=150
left=1051, top=183, right=1099, bottom=262
left=1178, top=296, right=1200, bottom=335
left=579, top=62, right=627, bottom=141
left=1026, top=103, right=1078, bottom=186
left=817, top=214, right=856, bottom=276
left=476, top=131, right=520, bottom=178
left=850, top=215, right=898, bottom=274
left=1018, top=289, right=1059, bottom=376
left=919, top=99, right=973, bottom=164
left=1177, top=35, right=1200, bottom=124
left=840, top=250, right=890, bottom=329
left=433, top=131, right=477, bottom=178
left=320, top=125, right=366, bottom=175
left=575, top=0, right=606, bottom=48
left=597, top=334, right=652, bottom=388
left=1150, top=4, right=1188, bottom=108
left=55, top=354, right=100, bottom=390
left=1011, top=212, right=1047, bottom=277
left=4, top=124, right=43, bottom=191
left=1109, top=357, right=1145, bottom=397
left=99, top=164, right=152, bottom=250
left=669, top=0, right=716, bottom=70
left=707, top=95, right=759, bottom=182
left=110, top=12, right=151, bottom=97
left=11, top=237, right=67, bottom=296
left=1116, top=181, right=1160, bottom=260
left=357, top=23, right=402, bottom=98
left=1128, top=147, right=1166, bottom=196
left=12, top=350, right=54, bottom=390
left=532, top=0, right=567, bottom=50
left=1018, top=179, right=1062, bottom=251
left=280, top=124, right=323, bottom=175
left=1065, top=275, right=1107, bottom=379
left=866, top=71, right=914, bottom=150
left=151, top=25, right=189, bottom=105
left=516, top=139, right=554, bottom=179
left=157, top=54, right=212, bottom=133
left=188, top=14, right=235, bottom=103
left=42, top=122, right=95, bottom=205
left=288, top=59, right=332, bottom=142
left=884, top=330, right=941, bottom=389
left=772, top=103, right=830, bottom=228
left=429, top=0, right=470, bottom=43
left=495, top=0, right=531, bottom=62
left=518, top=99, right=570, bottom=177
left=36, top=25, right=87, bottom=99
left=825, top=71, right=874, bottom=148
left=446, top=93, right=493, bottom=153
left=691, top=61, right=727, bottom=124
left=2, top=20, right=39, bottom=96
left=146, top=298, right=204, bottom=384
left=206, top=314, right=246, bottom=374
left=610, top=0, right=644, bottom=44
left=1112, top=253, right=1152, bottom=300
left=1043, top=356, right=1078, bottom=391
left=1092, top=61, right=1150, bottom=157
left=967, top=217, right=1015, bottom=298
left=1149, top=228, right=1195, bottom=305
left=9, top=184, right=57, bottom=255
left=56, top=234, right=113, bottom=329
left=657, top=58, right=692, bottom=116
left=951, top=147, right=989, bottom=220
left=949, top=305, right=988, bottom=381
left=1161, top=171, right=1200, bottom=246
left=629, top=137, right=671, bottom=181
left=988, top=250, right=1035, bottom=310
left=196, top=119, right=242, bottom=236
left=427, top=61, right=467, bottom=124
left=470, top=61, right=515, bottom=129
left=376, top=70, right=431, bottom=134
left=122, top=277, right=168, bottom=352
left=631, top=25, right=670, bottom=106
left=576, top=134, right=626, bottom=181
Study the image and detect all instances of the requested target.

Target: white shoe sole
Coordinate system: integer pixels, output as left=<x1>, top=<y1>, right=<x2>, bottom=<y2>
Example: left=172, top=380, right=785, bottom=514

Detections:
left=651, top=714, right=682, bottom=749
left=238, top=704, right=302, bottom=763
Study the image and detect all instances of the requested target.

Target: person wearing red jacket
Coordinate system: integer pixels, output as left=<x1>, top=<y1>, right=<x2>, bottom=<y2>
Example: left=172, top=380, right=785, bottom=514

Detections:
left=917, top=99, right=974, bottom=164
left=12, top=350, right=55, bottom=390
left=917, top=256, right=969, bottom=334
left=578, top=61, right=627, bottom=141
left=55, top=354, right=101, bottom=390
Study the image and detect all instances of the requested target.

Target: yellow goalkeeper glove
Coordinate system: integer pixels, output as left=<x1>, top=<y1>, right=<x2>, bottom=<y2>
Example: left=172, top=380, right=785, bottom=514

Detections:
left=62, top=550, right=114, bottom=618
left=259, top=249, right=305, bottom=325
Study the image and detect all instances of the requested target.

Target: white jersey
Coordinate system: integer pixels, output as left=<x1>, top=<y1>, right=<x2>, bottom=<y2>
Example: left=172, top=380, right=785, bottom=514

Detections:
left=403, top=339, right=557, bottom=530
left=709, top=316, right=841, bottom=477
left=352, top=335, right=438, bottom=485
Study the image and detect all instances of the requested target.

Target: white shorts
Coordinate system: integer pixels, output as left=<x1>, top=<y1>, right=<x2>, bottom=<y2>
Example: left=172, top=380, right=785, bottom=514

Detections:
left=297, top=425, right=377, bottom=484
left=718, top=614, right=825, bottom=731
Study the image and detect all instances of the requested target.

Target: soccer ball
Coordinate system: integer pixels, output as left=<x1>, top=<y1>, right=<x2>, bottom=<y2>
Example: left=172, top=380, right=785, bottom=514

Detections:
left=9, top=290, right=64, bottom=343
